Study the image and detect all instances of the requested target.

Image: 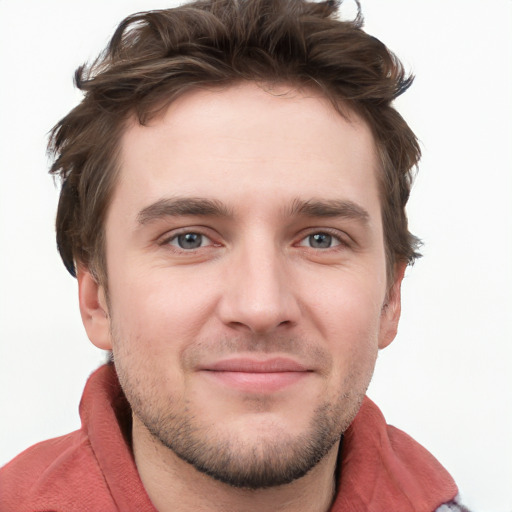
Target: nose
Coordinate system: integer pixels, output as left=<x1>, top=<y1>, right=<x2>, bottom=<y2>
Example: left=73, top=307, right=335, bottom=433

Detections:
left=217, top=242, right=301, bottom=335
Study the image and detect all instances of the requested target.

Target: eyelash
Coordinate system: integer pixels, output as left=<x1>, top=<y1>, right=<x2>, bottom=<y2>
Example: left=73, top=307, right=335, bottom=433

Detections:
left=159, top=228, right=350, bottom=253
left=160, top=229, right=217, bottom=252
left=296, top=229, right=348, bottom=250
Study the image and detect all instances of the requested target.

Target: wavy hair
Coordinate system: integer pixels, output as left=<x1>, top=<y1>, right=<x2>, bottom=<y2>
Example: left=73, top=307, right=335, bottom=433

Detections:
left=49, top=0, right=421, bottom=285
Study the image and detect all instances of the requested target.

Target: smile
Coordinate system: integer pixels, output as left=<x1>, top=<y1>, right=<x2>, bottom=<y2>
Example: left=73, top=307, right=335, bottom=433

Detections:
left=199, top=357, right=312, bottom=393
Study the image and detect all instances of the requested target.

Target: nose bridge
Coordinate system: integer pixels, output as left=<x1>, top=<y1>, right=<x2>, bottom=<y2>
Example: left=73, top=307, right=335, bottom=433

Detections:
left=220, top=233, right=298, bottom=334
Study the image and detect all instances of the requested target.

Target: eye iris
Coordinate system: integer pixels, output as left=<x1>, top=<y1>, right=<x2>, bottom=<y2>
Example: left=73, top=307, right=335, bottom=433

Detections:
left=177, top=233, right=202, bottom=249
left=309, top=233, right=332, bottom=248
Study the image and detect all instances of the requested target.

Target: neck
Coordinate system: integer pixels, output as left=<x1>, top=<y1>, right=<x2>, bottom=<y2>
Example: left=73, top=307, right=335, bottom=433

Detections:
left=132, top=416, right=339, bottom=512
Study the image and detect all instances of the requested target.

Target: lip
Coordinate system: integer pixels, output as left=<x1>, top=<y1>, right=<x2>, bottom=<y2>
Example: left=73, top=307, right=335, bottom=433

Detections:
left=199, top=357, right=311, bottom=393
left=204, top=357, right=309, bottom=373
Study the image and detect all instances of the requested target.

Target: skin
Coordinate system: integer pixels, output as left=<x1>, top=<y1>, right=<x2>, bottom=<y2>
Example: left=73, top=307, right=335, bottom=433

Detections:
left=78, top=83, right=405, bottom=512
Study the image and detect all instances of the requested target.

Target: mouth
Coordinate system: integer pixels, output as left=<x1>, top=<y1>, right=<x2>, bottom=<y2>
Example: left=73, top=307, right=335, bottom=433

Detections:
left=198, top=357, right=312, bottom=393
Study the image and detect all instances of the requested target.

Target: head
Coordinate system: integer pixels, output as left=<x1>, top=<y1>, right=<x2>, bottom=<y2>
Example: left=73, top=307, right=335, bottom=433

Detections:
left=51, top=0, right=420, bottom=287
left=52, top=0, right=421, bottom=490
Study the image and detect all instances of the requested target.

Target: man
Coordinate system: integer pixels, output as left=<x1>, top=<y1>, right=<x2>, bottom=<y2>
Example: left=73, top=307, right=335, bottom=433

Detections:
left=0, top=0, right=469, bottom=510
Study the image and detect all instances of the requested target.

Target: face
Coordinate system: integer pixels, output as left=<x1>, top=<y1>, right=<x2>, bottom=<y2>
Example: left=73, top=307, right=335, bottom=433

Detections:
left=80, top=83, right=404, bottom=489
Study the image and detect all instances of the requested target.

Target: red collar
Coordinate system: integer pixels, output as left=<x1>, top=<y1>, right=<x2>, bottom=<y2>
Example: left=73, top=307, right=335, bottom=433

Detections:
left=82, top=365, right=457, bottom=511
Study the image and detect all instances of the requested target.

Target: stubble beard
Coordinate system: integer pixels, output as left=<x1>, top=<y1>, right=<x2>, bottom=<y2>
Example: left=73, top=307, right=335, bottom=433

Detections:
left=111, top=328, right=373, bottom=490
left=132, top=393, right=354, bottom=489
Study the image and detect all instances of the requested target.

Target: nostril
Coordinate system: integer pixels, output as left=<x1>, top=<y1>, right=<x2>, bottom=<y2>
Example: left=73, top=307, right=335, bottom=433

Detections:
left=228, top=321, right=251, bottom=331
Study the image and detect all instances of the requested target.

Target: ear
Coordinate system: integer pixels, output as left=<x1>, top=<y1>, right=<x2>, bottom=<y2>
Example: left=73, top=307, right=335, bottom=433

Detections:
left=77, top=267, right=112, bottom=350
left=378, top=262, right=407, bottom=349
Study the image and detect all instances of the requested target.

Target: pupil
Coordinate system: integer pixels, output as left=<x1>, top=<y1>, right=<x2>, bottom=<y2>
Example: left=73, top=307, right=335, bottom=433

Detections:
left=310, top=233, right=331, bottom=248
left=178, top=233, right=202, bottom=249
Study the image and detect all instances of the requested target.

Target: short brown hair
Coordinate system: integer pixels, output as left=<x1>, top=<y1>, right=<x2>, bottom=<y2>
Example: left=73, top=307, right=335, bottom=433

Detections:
left=49, top=0, right=421, bottom=285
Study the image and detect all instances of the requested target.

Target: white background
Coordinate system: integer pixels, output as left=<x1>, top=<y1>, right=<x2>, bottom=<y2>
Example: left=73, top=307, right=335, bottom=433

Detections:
left=0, top=1, right=511, bottom=510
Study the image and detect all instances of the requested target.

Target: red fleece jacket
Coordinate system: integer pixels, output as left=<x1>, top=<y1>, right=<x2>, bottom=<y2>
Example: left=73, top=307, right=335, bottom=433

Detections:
left=0, top=365, right=458, bottom=511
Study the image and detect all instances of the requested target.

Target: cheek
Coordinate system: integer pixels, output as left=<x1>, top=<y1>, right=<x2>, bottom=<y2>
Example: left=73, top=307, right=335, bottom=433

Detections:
left=107, top=266, right=219, bottom=353
left=307, top=270, right=385, bottom=338
left=106, top=272, right=203, bottom=404
left=306, top=272, right=384, bottom=381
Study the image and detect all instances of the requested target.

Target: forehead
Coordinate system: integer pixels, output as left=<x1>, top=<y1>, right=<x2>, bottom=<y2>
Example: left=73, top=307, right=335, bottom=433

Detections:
left=114, top=82, right=380, bottom=219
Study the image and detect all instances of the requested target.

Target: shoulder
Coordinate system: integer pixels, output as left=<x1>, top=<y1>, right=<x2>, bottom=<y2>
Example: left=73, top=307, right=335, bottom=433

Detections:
left=0, top=430, right=114, bottom=512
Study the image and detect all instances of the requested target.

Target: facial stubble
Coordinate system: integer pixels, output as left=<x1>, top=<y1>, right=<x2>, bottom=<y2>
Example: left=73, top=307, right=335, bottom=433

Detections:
left=112, top=329, right=374, bottom=490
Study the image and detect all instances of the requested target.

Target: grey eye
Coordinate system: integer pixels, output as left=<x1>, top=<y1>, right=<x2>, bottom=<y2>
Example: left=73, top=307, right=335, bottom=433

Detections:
left=176, top=233, right=204, bottom=249
left=308, top=233, right=333, bottom=248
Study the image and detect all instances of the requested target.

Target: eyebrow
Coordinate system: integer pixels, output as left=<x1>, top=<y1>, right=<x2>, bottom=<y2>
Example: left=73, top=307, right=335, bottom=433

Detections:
left=137, top=197, right=233, bottom=225
left=137, top=196, right=370, bottom=226
left=287, top=198, right=370, bottom=223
